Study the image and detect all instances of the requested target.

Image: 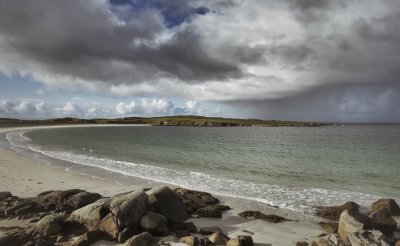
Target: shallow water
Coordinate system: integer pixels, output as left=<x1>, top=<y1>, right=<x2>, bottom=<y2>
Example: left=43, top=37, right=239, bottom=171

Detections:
left=5, top=125, right=400, bottom=215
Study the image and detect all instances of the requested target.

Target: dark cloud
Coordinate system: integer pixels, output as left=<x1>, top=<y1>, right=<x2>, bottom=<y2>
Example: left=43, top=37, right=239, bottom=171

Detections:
left=0, top=0, right=400, bottom=122
left=228, top=83, right=400, bottom=123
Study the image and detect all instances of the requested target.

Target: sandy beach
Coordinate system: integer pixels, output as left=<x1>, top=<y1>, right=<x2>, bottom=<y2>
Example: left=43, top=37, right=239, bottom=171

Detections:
left=0, top=125, right=324, bottom=245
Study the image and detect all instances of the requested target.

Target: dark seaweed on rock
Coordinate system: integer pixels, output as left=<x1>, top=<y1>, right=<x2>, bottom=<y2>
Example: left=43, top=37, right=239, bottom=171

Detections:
left=238, top=210, right=289, bottom=223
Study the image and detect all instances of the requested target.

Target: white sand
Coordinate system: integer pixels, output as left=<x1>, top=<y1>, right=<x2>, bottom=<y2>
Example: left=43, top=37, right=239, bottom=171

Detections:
left=0, top=125, right=324, bottom=245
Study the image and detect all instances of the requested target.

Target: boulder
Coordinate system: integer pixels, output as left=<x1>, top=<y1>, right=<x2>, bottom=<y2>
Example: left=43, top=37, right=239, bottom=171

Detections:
left=125, top=232, right=158, bottom=246
left=147, top=186, right=187, bottom=223
left=68, top=198, right=110, bottom=231
left=99, top=213, right=119, bottom=239
left=180, top=236, right=199, bottom=246
left=0, top=228, right=31, bottom=246
left=315, top=202, right=360, bottom=221
left=338, top=209, right=373, bottom=245
left=238, top=210, right=288, bottom=223
left=140, top=212, right=167, bottom=235
left=200, top=238, right=213, bottom=246
left=318, top=222, right=339, bottom=234
left=208, top=232, right=230, bottom=245
left=0, top=191, right=12, bottom=200
left=66, top=192, right=102, bottom=209
left=369, top=209, right=397, bottom=235
left=348, top=230, right=390, bottom=246
left=118, top=227, right=138, bottom=243
left=311, top=234, right=341, bottom=246
left=110, top=191, right=150, bottom=229
left=34, top=213, right=65, bottom=236
left=372, top=199, right=400, bottom=216
left=226, top=236, right=253, bottom=246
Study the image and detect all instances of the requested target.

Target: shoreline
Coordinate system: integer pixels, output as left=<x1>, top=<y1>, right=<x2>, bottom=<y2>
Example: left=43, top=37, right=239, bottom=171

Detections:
left=0, top=124, right=324, bottom=245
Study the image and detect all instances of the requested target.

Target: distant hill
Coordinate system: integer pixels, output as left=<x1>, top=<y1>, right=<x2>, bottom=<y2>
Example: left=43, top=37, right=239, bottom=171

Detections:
left=0, top=116, right=326, bottom=127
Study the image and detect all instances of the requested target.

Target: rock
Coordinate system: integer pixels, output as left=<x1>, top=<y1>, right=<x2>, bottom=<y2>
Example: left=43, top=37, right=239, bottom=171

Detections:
left=34, top=239, right=54, bottom=246
left=99, top=213, right=118, bottom=239
left=238, top=210, right=288, bottom=223
left=36, top=189, right=84, bottom=211
left=175, top=229, right=190, bottom=237
left=200, top=238, right=213, bottom=246
left=147, top=186, right=187, bottom=223
left=348, top=230, right=390, bottom=246
left=209, top=232, right=230, bottom=245
left=226, top=236, right=253, bottom=246
left=0, top=191, right=12, bottom=200
left=110, top=191, right=150, bottom=229
left=66, top=192, right=102, bottom=209
left=175, top=188, right=220, bottom=213
left=140, top=212, right=167, bottom=235
left=125, top=232, right=158, bottom=246
left=199, top=226, right=222, bottom=235
left=372, top=199, right=400, bottom=216
left=5, top=200, right=39, bottom=216
left=184, top=222, right=197, bottom=233
left=370, top=209, right=397, bottom=235
left=338, top=209, right=373, bottom=245
left=296, top=242, right=309, bottom=246
left=196, top=205, right=230, bottom=218
left=0, top=228, right=31, bottom=246
left=180, top=236, right=199, bottom=246
left=318, top=222, right=339, bottom=234
left=311, top=234, right=341, bottom=246
left=118, top=227, right=138, bottom=243
left=56, top=235, right=68, bottom=243
left=315, top=202, right=360, bottom=221
left=68, top=198, right=110, bottom=231
left=34, top=213, right=65, bottom=236
left=226, top=238, right=241, bottom=246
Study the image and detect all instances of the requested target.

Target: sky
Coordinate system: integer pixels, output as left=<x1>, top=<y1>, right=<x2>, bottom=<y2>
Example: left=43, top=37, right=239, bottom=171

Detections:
left=0, top=0, right=399, bottom=122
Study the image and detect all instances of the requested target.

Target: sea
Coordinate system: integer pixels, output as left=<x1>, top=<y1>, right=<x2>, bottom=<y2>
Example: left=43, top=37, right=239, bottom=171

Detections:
left=1, top=125, right=399, bottom=218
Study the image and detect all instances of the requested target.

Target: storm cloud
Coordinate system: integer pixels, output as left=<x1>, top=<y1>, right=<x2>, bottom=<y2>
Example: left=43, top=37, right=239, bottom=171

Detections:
left=0, top=0, right=399, bottom=121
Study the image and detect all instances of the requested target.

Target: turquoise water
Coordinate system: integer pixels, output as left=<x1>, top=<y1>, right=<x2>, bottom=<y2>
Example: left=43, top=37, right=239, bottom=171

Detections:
left=6, top=125, right=400, bottom=214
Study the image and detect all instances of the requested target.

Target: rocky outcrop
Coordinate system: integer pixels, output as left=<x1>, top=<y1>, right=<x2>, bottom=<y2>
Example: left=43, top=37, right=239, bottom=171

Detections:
left=315, top=202, right=360, bottom=221
left=238, top=210, right=289, bottom=223
left=348, top=230, right=390, bottom=246
left=147, top=186, right=187, bottom=223
left=372, top=199, right=400, bottom=216
left=125, top=232, right=158, bottom=246
left=140, top=212, right=167, bottom=236
left=311, top=234, right=341, bottom=246
left=100, top=213, right=119, bottom=239
left=68, top=198, right=110, bottom=231
left=34, top=213, right=65, bottom=236
left=338, top=209, right=373, bottom=245
left=369, top=209, right=397, bottom=235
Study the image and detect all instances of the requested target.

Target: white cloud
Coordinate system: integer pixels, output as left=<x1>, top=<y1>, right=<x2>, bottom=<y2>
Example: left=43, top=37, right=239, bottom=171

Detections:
left=61, top=101, right=83, bottom=117
left=115, top=98, right=174, bottom=116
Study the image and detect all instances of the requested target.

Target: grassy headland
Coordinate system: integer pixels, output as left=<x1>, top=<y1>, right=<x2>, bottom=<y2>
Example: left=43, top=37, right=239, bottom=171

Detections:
left=0, top=116, right=326, bottom=127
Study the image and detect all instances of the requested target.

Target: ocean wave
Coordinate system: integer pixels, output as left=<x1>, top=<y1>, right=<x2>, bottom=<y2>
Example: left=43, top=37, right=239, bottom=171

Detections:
left=5, top=130, right=381, bottom=214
